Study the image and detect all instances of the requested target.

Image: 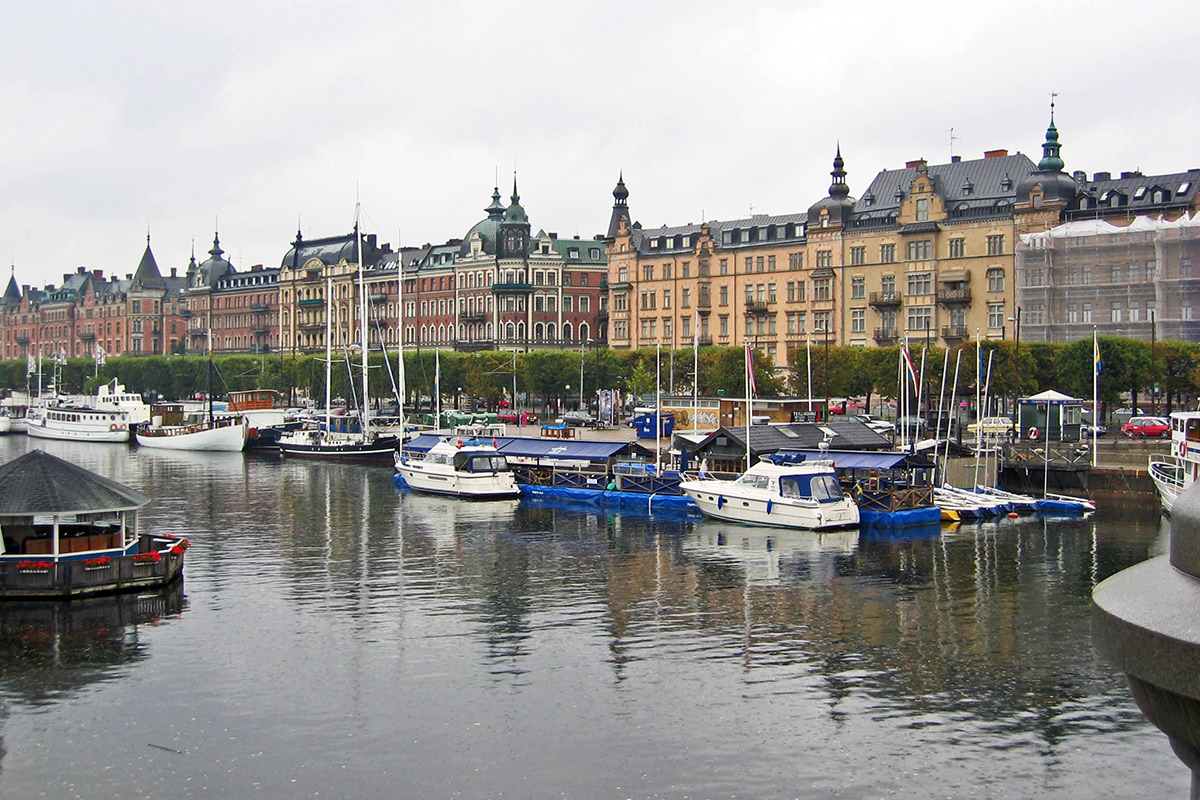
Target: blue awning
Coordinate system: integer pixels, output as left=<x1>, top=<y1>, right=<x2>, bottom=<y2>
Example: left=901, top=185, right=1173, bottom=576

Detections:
left=401, top=434, right=632, bottom=463
left=775, top=449, right=933, bottom=470
left=498, top=438, right=632, bottom=462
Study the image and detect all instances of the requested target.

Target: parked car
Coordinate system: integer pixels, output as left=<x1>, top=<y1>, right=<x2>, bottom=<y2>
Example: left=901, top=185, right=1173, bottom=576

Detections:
left=1081, top=422, right=1108, bottom=438
left=498, top=411, right=538, bottom=425
left=896, top=416, right=927, bottom=436
left=560, top=411, right=596, bottom=427
left=967, top=416, right=1015, bottom=438
left=1121, top=416, right=1170, bottom=438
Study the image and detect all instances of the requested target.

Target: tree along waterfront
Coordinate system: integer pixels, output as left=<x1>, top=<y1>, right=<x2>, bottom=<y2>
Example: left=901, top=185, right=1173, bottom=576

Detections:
left=1, top=334, right=1196, bottom=415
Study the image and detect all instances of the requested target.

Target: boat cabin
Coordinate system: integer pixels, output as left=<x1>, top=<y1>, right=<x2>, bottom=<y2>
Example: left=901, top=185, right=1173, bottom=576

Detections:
left=1017, top=390, right=1083, bottom=442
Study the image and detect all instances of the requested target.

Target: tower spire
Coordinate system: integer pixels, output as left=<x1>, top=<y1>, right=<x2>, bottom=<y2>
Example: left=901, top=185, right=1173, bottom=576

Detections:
left=1037, top=95, right=1065, bottom=173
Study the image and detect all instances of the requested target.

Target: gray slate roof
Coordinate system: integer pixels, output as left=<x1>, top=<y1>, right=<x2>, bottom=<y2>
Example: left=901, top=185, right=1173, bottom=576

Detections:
left=0, top=450, right=148, bottom=515
left=708, top=419, right=893, bottom=454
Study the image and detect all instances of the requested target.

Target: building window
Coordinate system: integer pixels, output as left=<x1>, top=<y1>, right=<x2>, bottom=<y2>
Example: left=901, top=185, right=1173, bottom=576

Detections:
left=1129, top=301, right=1140, bottom=322
left=720, top=258, right=729, bottom=275
left=851, top=276, right=865, bottom=299
left=987, top=268, right=1005, bottom=293
left=881, top=244, right=896, bottom=264
left=768, top=255, right=776, bottom=271
left=788, top=252, right=803, bottom=271
left=916, top=198, right=929, bottom=221
left=1082, top=266, right=1092, bottom=284
left=682, top=288, right=691, bottom=308
left=907, top=272, right=932, bottom=296
left=948, top=238, right=965, bottom=258
left=988, top=302, right=1005, bottom=329
left=1183, top=259, right=1193, bottom=280
left=850, top=246, right=865, bottom=265
left=987, top=235, right=1004, bottom=256
left=816, top=250, right=833, bottom=268
left=663, top=289, right=672, bottom=309
left=1111, top=301, right=1123, bottom=323
left=756, top=256, right=765, bottom=272
left=906, top=240, right=932, bottom=261
left=1082, top=303, right=1093, bottom=323
left=663, top=264, right=672, bottom=280
left=907, top=306, right=932, bottom=332
left=643, top=265, right=654, bottom=281
left=663, top=317, right=672, bottom=339
left=881, top=275, right=896, bottom=294
left=682, top=262, right=690, bottom=279
left=813, top=311, right=831, bottom=334
left=813, top=278, right=832, bottom=301
left=719, top=316, right=729, bottom=336
left=1026, top=267, right=1045, bottom=287
left=851, top=308, right=865, bottom=333
left=618, top=267, right=628, bottom=283
left=1111, top=264, right=1123, bottom=283
left=1067, top=304, right=1078, bottom=324
left=719, top=285, right=728, bottom=306
left=744, top=257, right=753, bottom=274
left=768, top=283, right=777, bottom=302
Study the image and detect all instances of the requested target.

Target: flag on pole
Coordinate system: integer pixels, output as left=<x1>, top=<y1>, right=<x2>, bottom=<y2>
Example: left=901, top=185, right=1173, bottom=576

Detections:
left=1093, top=334, right=1102, bottom=375
left=745, top=343, right=757, bottom=398
left=95, top=343, right=106, bottom=366
left=901, top=345, right=919, bottom=391
left=26, top=354, right=35, bottom=375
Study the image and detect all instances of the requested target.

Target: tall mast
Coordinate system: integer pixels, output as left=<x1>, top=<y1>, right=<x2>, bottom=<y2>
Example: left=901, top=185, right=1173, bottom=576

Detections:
left=357, top=207, right=370, bottom=439
left=324, top=276, right=332, bottom=434
left=397, top=235, right=405, bottom=455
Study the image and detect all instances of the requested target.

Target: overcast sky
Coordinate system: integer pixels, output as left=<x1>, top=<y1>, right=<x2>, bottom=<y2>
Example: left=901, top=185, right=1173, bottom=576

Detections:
left=2, top=0, right=1196, bottom=290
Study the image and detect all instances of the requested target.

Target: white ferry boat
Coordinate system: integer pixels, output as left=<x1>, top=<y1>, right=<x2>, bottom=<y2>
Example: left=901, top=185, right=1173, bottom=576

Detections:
left=394, top=435, right=519, bottom=498
left=1149, top=411, right=1200, bottom=513
left=26, top=404, right=134, bottom=443
left=679, top=452, right=860, bottom=530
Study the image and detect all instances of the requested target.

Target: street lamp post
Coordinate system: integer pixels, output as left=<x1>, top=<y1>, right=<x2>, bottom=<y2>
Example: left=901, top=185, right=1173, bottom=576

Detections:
left=579, top=339, right=586, bottom=412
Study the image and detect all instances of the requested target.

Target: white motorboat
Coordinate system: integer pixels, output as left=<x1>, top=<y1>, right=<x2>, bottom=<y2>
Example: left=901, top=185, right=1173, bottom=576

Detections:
left=394, top=435, right=519, bottom=499
left=63, top=379, right=152, bottom=428
left=1149, top=411, right=1200, bottom=513
left=679, top=453, right=860, bottom=531
left=26, top=403, right=133, bottom=443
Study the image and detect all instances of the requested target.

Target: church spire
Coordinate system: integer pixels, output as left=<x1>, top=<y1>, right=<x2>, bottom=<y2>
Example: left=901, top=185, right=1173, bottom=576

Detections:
left=606, top=172, right=632, bottom=240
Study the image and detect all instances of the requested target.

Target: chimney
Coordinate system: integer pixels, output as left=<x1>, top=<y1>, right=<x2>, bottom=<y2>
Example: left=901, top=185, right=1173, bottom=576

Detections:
left=905, top=159, right=924, bottom=168
left=126, top=274, right=132, bottom=280
left=170, top=267, right=177, bottom=278
left=951, top=155, right=962, bottom=163
left=77, top=266, right=86, bottom=274
left=984, top=149, right=1008, bottom=159
left=1095, top=172, right=1111, bottom=181
left=1073, top=170, right=1087, bottom=182
left=95, top=270, right=103, bottom=279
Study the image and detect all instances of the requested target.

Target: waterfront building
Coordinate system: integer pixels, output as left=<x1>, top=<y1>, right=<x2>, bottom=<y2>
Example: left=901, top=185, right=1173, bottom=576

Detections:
left=1014, top=114, right=1200, bottom=342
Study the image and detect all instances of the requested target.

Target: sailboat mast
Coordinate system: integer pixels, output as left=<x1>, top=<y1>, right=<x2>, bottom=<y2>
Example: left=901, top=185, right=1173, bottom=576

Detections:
left=397, top=241, right=405, bottom=455
left=325, top=276, right=332, bottom=434
left=357, top=209, right=370, bottom=439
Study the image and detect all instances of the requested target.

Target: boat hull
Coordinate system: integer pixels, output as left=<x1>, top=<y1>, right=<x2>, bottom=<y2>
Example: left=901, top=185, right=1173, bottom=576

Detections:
left=679, top=479, right=859, bottom=531
left=27, top=416, right=131, bottom=443
left=278, top=430, right=399, bottom=462
left=136, top=419, right=248, bottom=452
left=396, top=463, right=520, bottom=498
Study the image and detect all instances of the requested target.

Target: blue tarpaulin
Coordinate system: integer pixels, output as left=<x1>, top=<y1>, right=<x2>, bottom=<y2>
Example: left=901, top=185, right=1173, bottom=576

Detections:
left=774, top=449, right=934, bottom=470
left=401, top=434, right=632, bottom=463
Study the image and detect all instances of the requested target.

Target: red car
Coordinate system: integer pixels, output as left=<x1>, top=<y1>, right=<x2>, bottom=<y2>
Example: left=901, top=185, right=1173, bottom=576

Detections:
left=1121, top=416, right=1171, bottom=438
left=498, top=411, right=538, bottom=425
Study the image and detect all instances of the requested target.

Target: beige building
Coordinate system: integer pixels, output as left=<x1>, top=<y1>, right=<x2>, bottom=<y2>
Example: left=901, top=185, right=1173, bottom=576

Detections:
left=604, top=146, right=1037, bottom=378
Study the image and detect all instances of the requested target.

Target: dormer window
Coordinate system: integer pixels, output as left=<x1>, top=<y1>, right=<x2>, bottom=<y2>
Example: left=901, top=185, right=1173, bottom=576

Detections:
left=894, top=189, right=905, bottom=202
left=1179, top=182, right=1192, bottom=194
left=961, top=180, right=974, bottom=196
left=1000, top=175, right=1013, bottom=191
left=863, top=192, right=875, bottom=207
left=1152, top=190, right=1166, bottom=204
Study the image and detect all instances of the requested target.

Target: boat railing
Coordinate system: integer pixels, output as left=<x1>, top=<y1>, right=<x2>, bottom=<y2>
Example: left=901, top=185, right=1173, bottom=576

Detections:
left=0, top=534, right=187, bottom=597
left=1002, top=441, right=1093, bottom=465
left=854, top=484, right=935, bottom=512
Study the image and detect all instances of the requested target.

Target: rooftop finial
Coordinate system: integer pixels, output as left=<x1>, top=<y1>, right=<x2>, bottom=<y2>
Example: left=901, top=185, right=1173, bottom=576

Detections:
left=1038, top=94, right=1065, bottom=173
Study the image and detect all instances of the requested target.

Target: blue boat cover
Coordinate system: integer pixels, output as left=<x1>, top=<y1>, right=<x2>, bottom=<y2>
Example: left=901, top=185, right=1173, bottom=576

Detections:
left=400, top=434, right=632, bottom=463
left=775, top=449, right=934, bottom=470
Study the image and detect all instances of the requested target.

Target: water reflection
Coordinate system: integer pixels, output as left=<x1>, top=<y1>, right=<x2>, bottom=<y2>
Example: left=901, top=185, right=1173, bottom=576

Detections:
left=0, top=435, right=1186, bottom=798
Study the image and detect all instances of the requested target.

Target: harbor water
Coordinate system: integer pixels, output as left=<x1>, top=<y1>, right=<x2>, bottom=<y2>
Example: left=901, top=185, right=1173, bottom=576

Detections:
left=0, top=436, right=1185, bottom=798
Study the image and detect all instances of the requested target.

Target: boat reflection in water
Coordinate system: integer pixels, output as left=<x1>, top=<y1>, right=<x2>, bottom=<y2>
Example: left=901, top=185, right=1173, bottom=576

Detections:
left=685, top=521, right=858, bottom=584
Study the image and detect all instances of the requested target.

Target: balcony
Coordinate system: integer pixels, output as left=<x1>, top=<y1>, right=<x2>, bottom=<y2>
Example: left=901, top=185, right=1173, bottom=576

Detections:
left=298, top=322, right=325, bottom=332
left=608, top=280, right=631, bottom=291
left=942, top=325, right=969, bottom=341
left=937, top=287, right=972, bottom=305
left=79, top=332, right=95, bottom=341
left=16, top=334, right=28, bottom=344
left=179, top=308, right=192, bottom=317
left=251, top=303, right=269, bottom=312
left=492, top=282, right=533, bottom=294
left=873, top=327, right=900, bottom=343
left=869, top=291, right=902, bottom=307
left=745, top=300, right=771, bottom=315
left=459, top=311, right=486, bottom=323
left=369, top=294, right=387, bottom=304
left=298, top=298, right=325, bottom=307
left=596, top=309, right=609, bottom=322
left=697, top=335, right=713, bottom=346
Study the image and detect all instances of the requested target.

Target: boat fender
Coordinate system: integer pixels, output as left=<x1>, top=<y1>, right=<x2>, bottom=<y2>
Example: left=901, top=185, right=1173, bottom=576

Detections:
left=716, top=496, right=725, bottom=509
left=766, top=500, right=772, bottom=514
left=110, top=423, right=119, bottom=431
left=493, top=438, right=498, bottom=448
left=1028, top=427, right=1039, bottom=441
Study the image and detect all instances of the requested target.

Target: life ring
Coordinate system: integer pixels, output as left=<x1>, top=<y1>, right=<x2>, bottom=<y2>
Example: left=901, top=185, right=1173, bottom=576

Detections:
left=109, top=423, right=119, bottom=431
left=1179, top=439, right=1189, bottom=458
left=1027, top=427, right=1040, bottom=441
left=119, top=423, right=127, bottom=431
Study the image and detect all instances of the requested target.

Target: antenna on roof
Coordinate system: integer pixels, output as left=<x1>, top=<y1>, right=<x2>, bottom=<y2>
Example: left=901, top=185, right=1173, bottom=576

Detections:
left=1049, top=90, right=1058, bottom=120
left=949, top=127, right=960, bottom=159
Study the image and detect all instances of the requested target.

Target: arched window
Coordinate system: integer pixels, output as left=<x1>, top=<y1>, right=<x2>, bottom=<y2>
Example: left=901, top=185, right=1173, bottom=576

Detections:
left=547, top=323, right=557, bottom=341
left=580, top=323, right=590, bottom=342
left=563, top=322, right=573, bottom=341
left=505, top=322, right=515, bottom=340
left=534, top=322, right=544, bottom=341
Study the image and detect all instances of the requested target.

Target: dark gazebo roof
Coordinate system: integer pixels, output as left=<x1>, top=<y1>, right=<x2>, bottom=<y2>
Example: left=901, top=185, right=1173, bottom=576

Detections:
left=0, top=450, right=148, bottom=515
